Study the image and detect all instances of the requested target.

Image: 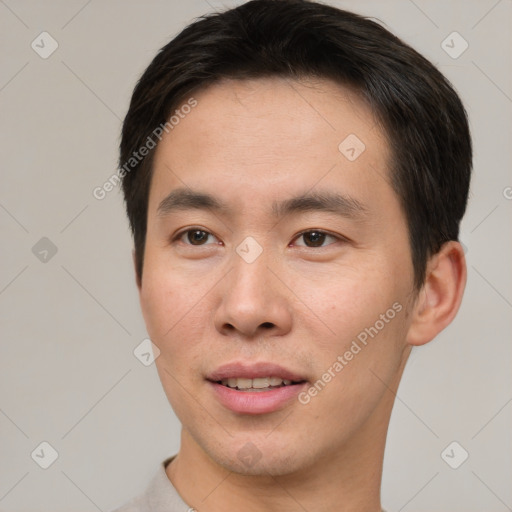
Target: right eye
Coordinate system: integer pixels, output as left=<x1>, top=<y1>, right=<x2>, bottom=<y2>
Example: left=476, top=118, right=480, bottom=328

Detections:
left=175, top=228, right=220, bottom=246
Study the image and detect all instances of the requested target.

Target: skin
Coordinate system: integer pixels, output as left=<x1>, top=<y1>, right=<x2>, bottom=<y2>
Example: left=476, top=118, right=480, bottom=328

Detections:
left=137, top=77, right=466, bottom=512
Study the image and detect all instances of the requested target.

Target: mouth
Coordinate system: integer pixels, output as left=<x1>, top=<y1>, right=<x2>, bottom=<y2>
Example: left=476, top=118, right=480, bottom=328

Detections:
left=215, top=376, right=305, bottom=391
left=206, top=362, right=308, bottom=414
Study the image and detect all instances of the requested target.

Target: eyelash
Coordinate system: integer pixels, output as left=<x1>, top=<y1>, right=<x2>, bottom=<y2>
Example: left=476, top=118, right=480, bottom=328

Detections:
left=172, top=227, right=344, bottom=248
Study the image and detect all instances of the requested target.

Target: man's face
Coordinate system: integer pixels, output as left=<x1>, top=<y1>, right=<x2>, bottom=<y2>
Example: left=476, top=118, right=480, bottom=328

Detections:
left=139, top=77, right=416, bottom=475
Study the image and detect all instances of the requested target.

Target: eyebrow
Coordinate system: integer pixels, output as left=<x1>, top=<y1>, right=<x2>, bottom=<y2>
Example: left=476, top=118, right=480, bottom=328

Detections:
left=157, top=187, right=368, bottom=221
left=157, top=188, right=230, bottom=217
left=272, top=191, right=368, bottom=220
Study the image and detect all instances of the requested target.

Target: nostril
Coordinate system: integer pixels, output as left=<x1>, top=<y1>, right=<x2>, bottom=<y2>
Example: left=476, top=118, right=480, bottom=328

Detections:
left=261, top=322, right=275, bottom=329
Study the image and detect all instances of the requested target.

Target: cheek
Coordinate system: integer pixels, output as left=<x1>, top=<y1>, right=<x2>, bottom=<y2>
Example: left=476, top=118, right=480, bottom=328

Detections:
left=292, top=262, right=412, bottom=414
left=140, top=269, right=210, bottom=410
left=297, top=297, right=409, bottom=440
left=139, top=259, right=219, bottom=371
left=292, top=266, right=398, bottom=347
left=140, top=252, right=203, bottom=336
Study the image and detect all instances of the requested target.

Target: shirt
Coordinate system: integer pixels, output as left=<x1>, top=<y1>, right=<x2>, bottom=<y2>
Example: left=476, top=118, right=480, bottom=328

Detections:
left=112, top=456, right=387, bottom=512
left=112, top=456, right=191, bottom=512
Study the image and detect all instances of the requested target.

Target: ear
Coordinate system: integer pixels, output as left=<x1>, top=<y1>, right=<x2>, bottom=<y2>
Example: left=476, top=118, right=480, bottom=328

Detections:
left=132, top=249, right=142, bottom=291
left=406, top=241, right=467, bottom=346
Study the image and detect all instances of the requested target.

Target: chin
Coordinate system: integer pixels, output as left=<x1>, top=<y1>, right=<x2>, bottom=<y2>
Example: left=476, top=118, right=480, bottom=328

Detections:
left=200, top=433, right=316, bottom=477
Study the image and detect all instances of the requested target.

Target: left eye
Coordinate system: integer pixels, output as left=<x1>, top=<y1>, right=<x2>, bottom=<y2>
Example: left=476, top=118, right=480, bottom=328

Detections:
left=293, top=230, right=338, bottom=248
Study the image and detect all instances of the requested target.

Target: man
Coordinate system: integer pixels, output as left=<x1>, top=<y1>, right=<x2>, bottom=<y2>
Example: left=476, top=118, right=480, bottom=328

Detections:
left=114, top=0, right=471, bottom=510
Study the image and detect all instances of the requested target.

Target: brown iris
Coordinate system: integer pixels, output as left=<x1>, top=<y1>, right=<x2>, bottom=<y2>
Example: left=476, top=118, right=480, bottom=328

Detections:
left=187, top=230, right=209, bottom=245
left=302, top=231, right=326, bottom=247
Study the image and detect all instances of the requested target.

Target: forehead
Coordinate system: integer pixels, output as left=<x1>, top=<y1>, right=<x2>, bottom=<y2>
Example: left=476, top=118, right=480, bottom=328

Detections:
left=149, top=77, right=393, bottom=214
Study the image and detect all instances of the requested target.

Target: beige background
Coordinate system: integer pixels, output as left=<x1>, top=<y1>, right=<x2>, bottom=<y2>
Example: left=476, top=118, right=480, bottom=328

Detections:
left=0, top=1, right=511, bottom=511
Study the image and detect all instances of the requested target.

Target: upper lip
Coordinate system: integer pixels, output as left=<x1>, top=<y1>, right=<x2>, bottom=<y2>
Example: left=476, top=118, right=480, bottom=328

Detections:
left=207, top=362, right=307, bottom=382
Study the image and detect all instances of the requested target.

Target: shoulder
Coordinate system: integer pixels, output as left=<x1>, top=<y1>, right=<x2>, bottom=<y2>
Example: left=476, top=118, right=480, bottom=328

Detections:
left=109, top=456, right=178, bottom=512
left=110, top=494, right=146, bottom=512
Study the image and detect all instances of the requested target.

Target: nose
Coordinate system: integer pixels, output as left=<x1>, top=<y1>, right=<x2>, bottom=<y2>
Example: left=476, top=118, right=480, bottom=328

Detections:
left=214, top=251, right=293, bottom=339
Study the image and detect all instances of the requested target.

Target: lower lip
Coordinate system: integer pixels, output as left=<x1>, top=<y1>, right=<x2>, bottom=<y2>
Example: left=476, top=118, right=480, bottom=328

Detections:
left=208, top=381, right=307, bottom=415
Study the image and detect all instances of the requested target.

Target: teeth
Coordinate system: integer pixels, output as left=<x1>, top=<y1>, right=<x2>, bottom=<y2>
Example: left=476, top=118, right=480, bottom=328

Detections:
left=252, top=377, right=270, bottom=389
left=236, top=378, right=252, bottom=389
left=220, top=376, right=295, bottom=390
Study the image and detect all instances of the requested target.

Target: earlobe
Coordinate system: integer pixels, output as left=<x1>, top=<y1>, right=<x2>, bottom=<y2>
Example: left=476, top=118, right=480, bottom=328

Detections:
left=406, top=241, right=467, bottom=346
